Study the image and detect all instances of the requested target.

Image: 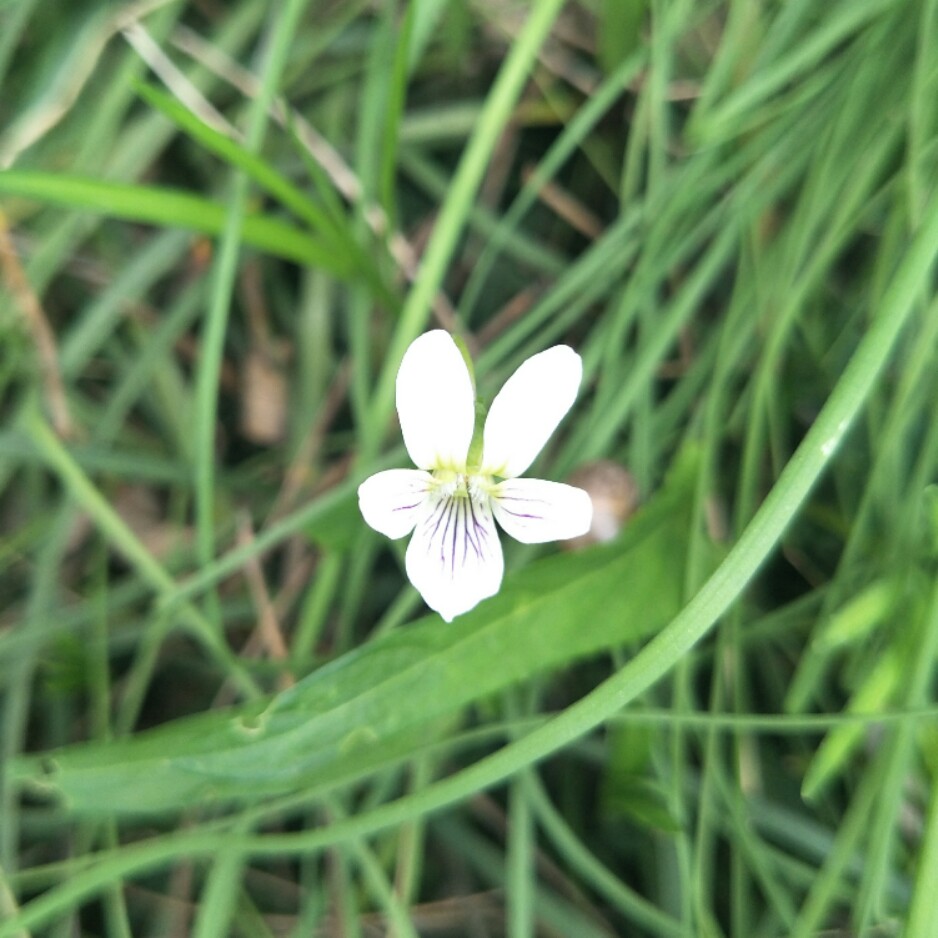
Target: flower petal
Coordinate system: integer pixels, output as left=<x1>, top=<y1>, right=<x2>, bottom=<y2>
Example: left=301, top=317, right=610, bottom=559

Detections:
left=482, top=345, right=582, bottom=478
left=491, top=477, right=593, bottom=544
left=396, top=330, right=476, bottom=471
left=405, top=488, right=504, bottom=621
left=358, top=469, right=433, bottom=539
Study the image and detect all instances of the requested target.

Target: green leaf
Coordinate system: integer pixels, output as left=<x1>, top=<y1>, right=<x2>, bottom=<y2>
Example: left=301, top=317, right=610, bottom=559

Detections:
left=133, top=81, right=344, bottom=240
left=598, top=0, right=646, bottom=74
left=133, top=80, right=396, bottom=308
left=601, top=716, right=683, bottom=833
left=922, top=484, right=938, bottom=560
left=0, top=170, right=352, bottom=275
left=801, top=644, right=904, bottom=801
left=603, top=778, right=683, bottom=834
left=13, top=462, right=697, bottom=816
left=813, top=578, right=899, bottom=652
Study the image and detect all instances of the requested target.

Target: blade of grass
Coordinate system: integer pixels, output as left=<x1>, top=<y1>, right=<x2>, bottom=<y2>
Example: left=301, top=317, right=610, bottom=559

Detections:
left=363, top=0, right=567, bottom=460
left=21, top=404, right=260, bottom=700
left=0, top=171, right=347, bottom=271
left=193, top=0, right=313, bottom=627
left=907, top=754, right=938, bottom=937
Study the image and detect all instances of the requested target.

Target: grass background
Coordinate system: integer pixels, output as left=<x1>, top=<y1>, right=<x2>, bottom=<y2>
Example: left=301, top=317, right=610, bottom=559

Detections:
left=2, top=0, right=938, bottom=935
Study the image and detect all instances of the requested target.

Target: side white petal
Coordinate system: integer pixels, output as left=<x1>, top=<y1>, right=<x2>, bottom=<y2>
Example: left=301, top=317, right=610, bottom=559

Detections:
left=482, top=345, right=582, bottom=478
left=358, top=469, right=433, bottom=539
left=491, top=478, right=593, bottom=544
left=396, top=330, right=476, bottom=471
left=405, top=489, right=504, bottom=621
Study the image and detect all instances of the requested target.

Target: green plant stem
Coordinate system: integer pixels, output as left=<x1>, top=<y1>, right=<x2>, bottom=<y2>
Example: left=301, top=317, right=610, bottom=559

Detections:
left=363, top=0, right=566, bottom=461
left=907, top=757, right=938, bottom=937
left=193, top=0, right=311, bottom=623
left=23, top=405, right=260, bottom=700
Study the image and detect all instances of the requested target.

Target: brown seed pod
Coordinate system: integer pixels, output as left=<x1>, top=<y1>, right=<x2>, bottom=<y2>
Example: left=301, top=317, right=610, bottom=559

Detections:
left=564, top=460, right=639, bottom=550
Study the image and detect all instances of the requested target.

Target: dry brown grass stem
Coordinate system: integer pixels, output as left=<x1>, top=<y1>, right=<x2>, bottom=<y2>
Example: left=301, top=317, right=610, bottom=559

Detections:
left=0, top=209, right=74, bottom=438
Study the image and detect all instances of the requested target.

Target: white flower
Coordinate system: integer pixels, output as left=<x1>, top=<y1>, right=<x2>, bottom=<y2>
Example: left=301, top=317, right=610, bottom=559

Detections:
left=358, top=330, right=593, bottom=621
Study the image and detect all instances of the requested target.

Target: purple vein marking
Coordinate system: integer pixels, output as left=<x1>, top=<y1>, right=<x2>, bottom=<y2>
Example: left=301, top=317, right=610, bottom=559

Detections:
left=424, top=496, right=449, bottom=557
left=438, top=498, right=456, bottom=569
left=499, top=508, right=542, bottom=519
left=464, top=496, right=487, bottom=563
left=420, top=490, right=497, bottom=580
left=449, top=499, right=461, bottom=576
left=497, top=493, right=547, bottom=521
left=392, top=500, right=423, bottom=513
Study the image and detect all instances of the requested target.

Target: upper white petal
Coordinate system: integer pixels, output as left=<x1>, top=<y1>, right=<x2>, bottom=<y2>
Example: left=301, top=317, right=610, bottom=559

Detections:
left=491, top=477, right=593, bottom=544
left=358, top=469, right=433, bottom=539
left=405, top=487, right=504, bottom=621
left=396, top=330, right=476, bottom=471
left=482, top=345, right=582, bottom=478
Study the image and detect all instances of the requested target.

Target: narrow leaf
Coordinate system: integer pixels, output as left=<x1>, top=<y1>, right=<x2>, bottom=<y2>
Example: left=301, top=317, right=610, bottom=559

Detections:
left=14, top=462, right=697, bottom=815
left=0, top=170, right=352, bottom=275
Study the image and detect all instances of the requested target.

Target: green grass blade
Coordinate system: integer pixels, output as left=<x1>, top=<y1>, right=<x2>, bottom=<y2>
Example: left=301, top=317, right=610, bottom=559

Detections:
left=0, top=170, right=351, bottom=273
